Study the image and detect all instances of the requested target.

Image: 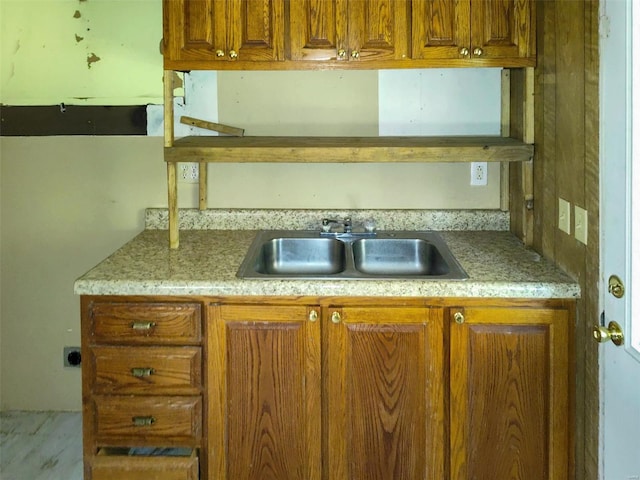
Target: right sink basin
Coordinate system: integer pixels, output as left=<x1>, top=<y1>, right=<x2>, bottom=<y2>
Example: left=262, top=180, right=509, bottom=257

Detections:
left=237, top=230, right=468, bottom=280
left=352, top=238, right=450, bottom=276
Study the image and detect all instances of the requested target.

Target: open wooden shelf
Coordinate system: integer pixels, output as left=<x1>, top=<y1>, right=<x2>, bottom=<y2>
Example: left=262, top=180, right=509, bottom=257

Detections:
left=164, top=135, right=533, bottom=163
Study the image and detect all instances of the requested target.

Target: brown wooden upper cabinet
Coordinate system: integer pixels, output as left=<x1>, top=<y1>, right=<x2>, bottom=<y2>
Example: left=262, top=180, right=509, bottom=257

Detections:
left=290, top=0, right=409, bottom=63
left=412, top=0, right=536, bottom=66
left=163, top=0, right=535, bottom=69
left=163, top=0, right=286, bottom=66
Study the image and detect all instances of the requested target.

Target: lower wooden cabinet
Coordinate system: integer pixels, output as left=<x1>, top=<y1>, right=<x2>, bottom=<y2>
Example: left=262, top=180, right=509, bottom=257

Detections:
left=449, top=306, right=570, bottom=480
left=81, top=296, right=573, bottom=480
left=325, top=306, right=446, bottom=480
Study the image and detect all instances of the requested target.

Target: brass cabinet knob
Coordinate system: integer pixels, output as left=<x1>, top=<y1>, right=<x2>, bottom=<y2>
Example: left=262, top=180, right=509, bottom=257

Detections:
left=459, top=47, right=469, bottom=56
left=229, top=50, right=238, bottom=59
left=593, top=321, right=624, bottom=346
left=454, top=312, right=465, bottom=324
left=131, top=367, right=155, bottom=378
left=351, top=50, right=360, bottom=59
left=309, top=310, right=318, bottom=322
left=132, top=416, right=156, bottom=427
left=131, top=321, right=156, bottom=330
left=215, top=49, right=225, bottom=57
left=473, top=47, right=484, bottom=57
left=338, top=49, right=346, bottom=59
left=331, top=311, right=341, bottom=324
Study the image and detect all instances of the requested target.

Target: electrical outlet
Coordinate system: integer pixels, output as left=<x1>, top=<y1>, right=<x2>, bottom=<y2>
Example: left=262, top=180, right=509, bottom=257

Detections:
left=558, top=198, right=571, bottom=234
left=574, top=205, right=588, bottom=245
left=470, top=162, right=488, bottom=186
left=63, top=347, right=82, bottom=368
left=179, top=163, right=199, bottom=183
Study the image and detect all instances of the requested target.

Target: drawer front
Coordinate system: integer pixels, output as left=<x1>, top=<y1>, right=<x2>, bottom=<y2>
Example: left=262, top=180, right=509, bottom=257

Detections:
left=94, top=396, right=202, bottom=445
left=89, top=302, right=202, bottom=344
left=90, top=346, right=202, bottom=395
left=91, top=451, right=198, bottom=480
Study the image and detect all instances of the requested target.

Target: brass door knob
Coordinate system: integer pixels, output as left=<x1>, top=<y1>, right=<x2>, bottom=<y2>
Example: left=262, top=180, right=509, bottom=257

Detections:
left=453, top=312, right=465, bottom=324
left=473, top=47, right=484, bottom=57
left=215, top=49, right=225, bottom=57
left=338, top=49, right=346, bottom=59
left=351, top=50, right=360, bottom=59
left=331, top=311, right=341, bottom=324
left=459, top=47, right=469, bottom=56
left=593, top=321, right=624, bottom=346
left=308, top=310, right=318, bottom=322
left=229, top=50, right=238, bottom=59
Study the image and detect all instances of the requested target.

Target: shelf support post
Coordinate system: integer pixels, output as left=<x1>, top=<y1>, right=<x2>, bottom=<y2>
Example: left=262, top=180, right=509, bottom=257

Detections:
left=164, top=69, right=179, bottom=248
left=500, top=69, right=511, bottom=212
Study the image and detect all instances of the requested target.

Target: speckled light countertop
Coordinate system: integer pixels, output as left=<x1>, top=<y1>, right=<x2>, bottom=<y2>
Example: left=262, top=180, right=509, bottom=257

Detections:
left=74, top=209, right=580, bottom=298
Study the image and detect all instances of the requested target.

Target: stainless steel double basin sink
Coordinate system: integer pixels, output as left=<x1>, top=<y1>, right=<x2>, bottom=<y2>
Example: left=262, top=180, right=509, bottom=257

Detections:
left=237, top=230, right=468, bottom=280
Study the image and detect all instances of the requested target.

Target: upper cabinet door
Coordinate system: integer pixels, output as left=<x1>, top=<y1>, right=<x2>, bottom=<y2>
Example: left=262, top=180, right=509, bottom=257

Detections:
left=411, top=0, right=535, bottom=65
left=289, top=0, right=346, bottom=61
left=411, top=0, right=470, bottom=60
left=290, top=0, right=409, bottom=63
left=470, top=0, right=535, bottom=62
left=347, top=0, right=409, bottom=62
left=163, top=0, right=285, bottom=68
left=228, top=0, right=286, bottom=62
left=163, top=0, right=227, bottom=66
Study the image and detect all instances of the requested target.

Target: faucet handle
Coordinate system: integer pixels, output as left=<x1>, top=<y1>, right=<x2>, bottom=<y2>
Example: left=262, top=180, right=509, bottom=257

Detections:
left=364, top=219, right=377, bottom=233
left=321, top=218, right=336, bottom=232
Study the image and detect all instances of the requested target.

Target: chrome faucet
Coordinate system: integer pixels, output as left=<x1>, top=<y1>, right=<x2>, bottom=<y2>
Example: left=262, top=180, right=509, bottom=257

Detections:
left=321, top=217, right=351, bottom=233
left=320, top=217, right=375, bottom=237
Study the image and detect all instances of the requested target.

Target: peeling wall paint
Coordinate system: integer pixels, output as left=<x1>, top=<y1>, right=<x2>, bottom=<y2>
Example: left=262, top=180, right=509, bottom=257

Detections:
left=86, top=53, right=101, bottom=69
left=0, top=0, right=163, bottom=105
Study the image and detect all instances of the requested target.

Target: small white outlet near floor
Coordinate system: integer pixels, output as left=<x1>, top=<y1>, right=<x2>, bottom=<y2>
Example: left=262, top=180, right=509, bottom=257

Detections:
left=574, top=205, right=588, bottom=245
left=179, top=163, right=199, bottom=183
left=470, top=162, right=488, bottom=186
left=558, top=198, right=571, bottom=234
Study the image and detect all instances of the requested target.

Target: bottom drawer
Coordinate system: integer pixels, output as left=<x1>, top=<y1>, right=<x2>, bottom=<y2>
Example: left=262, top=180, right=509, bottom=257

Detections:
left=91, top=447, right=198, bottom=480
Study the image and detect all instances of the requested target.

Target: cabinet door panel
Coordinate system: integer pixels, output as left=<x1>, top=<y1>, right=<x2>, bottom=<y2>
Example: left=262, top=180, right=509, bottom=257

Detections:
left=209, top=305, right=321, bottom=480
left=470, top=0, right=534, bottom=61
left=348, top=0, right=409, bottom=61
left=412, top=0, right=469, bottom=60
left=327, top=307, right=445, bottom=480
left=228, top=0, right=285, bottom=61
left=163, top=0, right=227, bottom=63
left=450, top=307, right=569, bottom=480
left=290, top=0, right=347, bottom=61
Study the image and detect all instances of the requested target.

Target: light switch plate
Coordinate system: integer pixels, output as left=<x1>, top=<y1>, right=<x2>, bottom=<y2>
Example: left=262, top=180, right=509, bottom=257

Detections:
left=574, top=205, right=588, bottom=245
left=558, top=198, right=571, bottom=234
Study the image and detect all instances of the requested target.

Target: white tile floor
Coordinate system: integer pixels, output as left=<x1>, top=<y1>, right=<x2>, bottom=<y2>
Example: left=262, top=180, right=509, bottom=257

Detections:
left=0, top=411, right=83, bottom=480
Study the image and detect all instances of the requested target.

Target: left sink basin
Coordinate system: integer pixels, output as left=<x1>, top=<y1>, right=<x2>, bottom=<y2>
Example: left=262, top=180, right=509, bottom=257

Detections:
left=253, top=237, right=346, bottom=275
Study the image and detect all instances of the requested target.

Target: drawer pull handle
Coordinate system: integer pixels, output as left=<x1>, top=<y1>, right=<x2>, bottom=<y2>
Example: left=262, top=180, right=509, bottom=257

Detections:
left=131, top=321, right=156, bottom=331
left=131, top=367, right=155, bottom=378
left=132, top=416, right=156, bottom=427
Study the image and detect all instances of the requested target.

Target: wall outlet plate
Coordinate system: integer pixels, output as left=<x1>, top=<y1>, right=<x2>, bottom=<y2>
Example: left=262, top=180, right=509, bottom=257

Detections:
left=63, top=347, right=82, bottom=368
left=179, top=163, right=199, bottom=183
left=558, top=198, right=571, bottom=234
left=470, top=162, right=488, bottom=186
left=574, top=205, right=588, bottom=244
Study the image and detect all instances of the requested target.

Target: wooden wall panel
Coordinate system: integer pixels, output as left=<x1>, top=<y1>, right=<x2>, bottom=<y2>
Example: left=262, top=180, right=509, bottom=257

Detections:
left=517, top=1, right=600, bottom=479
left=583, top=1, right=600, bottom=478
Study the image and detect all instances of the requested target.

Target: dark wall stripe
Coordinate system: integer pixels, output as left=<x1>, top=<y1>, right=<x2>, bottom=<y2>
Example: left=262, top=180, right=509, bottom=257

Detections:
left=0, top=105, right=148, bottom=136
